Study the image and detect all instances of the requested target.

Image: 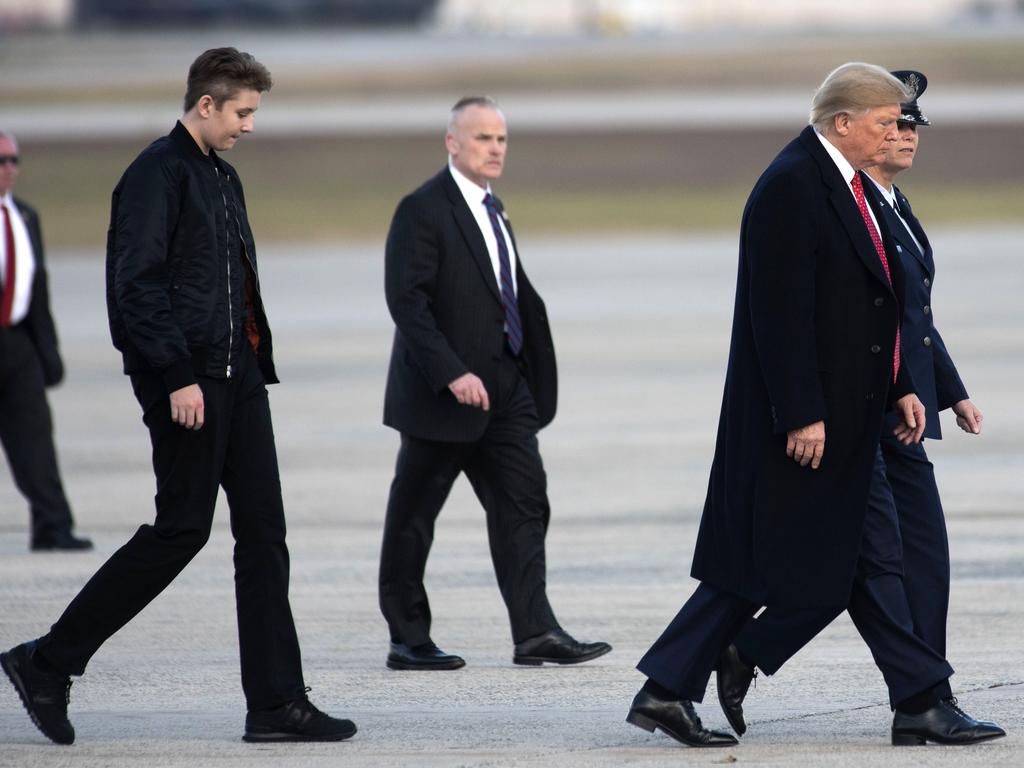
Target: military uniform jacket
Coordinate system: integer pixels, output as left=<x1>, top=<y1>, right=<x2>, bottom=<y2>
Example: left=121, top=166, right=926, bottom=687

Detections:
left=866, top=182, right=968, bottom=439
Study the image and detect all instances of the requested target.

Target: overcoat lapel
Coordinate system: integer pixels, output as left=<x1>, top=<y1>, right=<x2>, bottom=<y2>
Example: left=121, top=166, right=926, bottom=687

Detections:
left=440, top=169, right=502, bottom=304
left=798, top=129, right=895, bottom=296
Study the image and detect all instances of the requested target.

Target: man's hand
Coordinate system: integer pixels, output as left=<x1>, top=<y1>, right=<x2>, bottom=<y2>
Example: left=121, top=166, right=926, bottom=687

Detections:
left=170, top=383, right=205, bottom=430
left=787, top=420, right=825, bottom=469
left=448, top=373, right=490, bottom=411
left=952, top=399, right=983, bottom=435
left=892, top=393, right=926, bottom=445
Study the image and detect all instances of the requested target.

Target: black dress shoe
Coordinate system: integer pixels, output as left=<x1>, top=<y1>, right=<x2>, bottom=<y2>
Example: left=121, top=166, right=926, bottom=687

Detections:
left=513, top=628, right=611, bottom=666
left=31, top=531, right=93, bottom=552
left=386, top=642, right=465, bottom=670
left=243, top=691, right=356, bottom=742
left=892, top=697, right=1006, bottom=746
left=627, top=688, right=738, bottom=748
left=1, top=640, right=75, bottom=745
left=716, top=643, right=755, bottom=736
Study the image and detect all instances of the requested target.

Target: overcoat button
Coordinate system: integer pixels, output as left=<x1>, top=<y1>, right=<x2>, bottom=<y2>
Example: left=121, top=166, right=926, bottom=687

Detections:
left=923, top=337, right=932, bottom=347
left=870, top=344, right=881, bottom=354
left=923, top=305, right=930, bottom=315
left=923, top=277, right=931, bottom=287
left=865, top=393, right=875, bottom=401
left=874, top=297, right=884, bottom=307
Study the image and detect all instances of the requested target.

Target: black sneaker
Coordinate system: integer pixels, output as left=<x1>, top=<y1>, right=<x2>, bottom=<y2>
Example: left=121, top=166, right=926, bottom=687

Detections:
left=243, top=690, right=356, bottom=743
left=1, top=641, right=75, bottom=745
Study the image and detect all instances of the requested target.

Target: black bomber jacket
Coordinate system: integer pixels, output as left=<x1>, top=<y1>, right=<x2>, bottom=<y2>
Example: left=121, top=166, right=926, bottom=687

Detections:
left=106, top=121, right=276, bottom=391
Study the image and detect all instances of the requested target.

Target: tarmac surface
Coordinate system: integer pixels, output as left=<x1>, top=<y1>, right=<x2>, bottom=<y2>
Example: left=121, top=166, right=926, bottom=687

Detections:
left=1, top=230, right=1022, bottom=766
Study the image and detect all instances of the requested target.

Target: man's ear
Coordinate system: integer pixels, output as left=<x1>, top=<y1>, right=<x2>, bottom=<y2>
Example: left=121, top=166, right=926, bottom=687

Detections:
left=196, top=94, right=215, bottom=118
left=833, top=112, right=850, bottom=137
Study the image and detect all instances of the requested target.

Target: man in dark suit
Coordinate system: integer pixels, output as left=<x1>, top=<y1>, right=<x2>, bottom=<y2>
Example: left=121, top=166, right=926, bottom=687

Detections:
left=627, top=63, right=1003, bottom=748
left=2, top=49, right=354, bottom=746
left=0, top=130, right=92, bottom=552
left=380, top=96, right=611, bottom=670
left=864, top=69, right=984, bottom=702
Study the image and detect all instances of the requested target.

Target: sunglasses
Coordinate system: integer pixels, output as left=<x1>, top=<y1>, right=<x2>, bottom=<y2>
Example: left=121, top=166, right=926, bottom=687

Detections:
left=0, top=155, right=19, bottom=166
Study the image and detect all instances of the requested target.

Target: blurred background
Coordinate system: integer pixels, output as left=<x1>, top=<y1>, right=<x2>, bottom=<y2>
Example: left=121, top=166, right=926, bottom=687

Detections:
left=1, top=0, right=1022, bottom=248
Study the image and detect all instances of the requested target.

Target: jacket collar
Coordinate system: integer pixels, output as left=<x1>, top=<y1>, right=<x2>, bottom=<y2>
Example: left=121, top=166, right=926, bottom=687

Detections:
left=170, top=120, right=223, bottom=169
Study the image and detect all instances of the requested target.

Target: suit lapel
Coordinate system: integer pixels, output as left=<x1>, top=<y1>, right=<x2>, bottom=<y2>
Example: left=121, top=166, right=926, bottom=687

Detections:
left=894, top=186, right=934, bottom=275
left=440, top=169, right=501, bottom=304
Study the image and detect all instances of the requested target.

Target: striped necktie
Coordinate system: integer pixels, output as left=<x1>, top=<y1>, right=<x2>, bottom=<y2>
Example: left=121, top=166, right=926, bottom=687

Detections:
left=482, top=193, right=523, bottom=355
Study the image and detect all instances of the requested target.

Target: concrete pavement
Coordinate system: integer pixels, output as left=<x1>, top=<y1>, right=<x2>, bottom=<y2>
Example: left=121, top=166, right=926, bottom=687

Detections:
left=0, top=230, right=1021, bottom=766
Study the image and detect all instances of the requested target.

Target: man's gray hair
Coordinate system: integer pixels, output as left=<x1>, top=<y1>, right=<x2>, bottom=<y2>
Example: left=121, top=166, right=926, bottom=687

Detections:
left=447, top=95, right=500, bottom=131
left=809, top=63, right=912, bottom=132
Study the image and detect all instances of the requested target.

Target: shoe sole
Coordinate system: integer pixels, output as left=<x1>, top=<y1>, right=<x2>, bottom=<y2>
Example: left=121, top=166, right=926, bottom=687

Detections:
left=715, top=668, right=747, bottom=737
left=386, top=658, right=466, bottom=671
left=243, top=724, right=357, bottom=743
left=513, top=644, right=612, bottom=666
left=892, top=730, right=1006, bottom=746
left=626, top=709, right=736, bottom=748
left=1, top=651, right=74, bottom=745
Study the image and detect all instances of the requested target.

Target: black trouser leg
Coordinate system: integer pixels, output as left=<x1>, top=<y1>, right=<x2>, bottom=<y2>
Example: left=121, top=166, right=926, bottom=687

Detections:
left=880, top=434, right=952, bottom=700
left=379, top=434, right=465, bottom=647
left=0, top=327, right=74, bottom=540
left=463, top=354, right=559, bottom=644
left=36, top=368, right=230, bottom=676
left=222, top=344, right=306, bottom=710
left=636, top=582, right=757, bottom=702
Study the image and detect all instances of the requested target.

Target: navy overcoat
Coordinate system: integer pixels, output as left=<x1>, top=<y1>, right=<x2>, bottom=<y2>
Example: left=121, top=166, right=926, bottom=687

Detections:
left=690, top=126, right=918, bottom=608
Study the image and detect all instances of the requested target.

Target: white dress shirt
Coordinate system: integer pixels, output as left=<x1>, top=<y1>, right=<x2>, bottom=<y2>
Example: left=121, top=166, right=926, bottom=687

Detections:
left=448, top=159, right=518, bottom=296
left=866, top=176, right=925, bottom=255
left=0, top=191, right=37, bottom=325
left=814, top=130, right=882, bottom=235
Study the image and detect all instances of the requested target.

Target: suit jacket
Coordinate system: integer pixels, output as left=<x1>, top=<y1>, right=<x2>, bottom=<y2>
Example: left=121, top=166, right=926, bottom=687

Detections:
left=383, top=167, right=557, bottom=443
left=10, top=197, right=64, bottom=386
left=866, top=183, right=968, bottom=440
left=690, top=126, right=916, bottom=608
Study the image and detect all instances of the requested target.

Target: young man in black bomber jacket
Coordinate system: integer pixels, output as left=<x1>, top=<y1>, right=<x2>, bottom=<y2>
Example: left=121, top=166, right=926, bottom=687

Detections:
left=1, top=47, right=355, bottom=746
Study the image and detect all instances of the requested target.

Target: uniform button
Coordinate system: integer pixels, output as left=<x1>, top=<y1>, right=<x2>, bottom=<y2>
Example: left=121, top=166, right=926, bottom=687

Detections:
left=873, top=297, right=884, bottom=307
left=923, top=277, right=931, bottom=287
left=923, top=305, right=930, bottom=315
left=923, top=336, right=932, bottom=347
left=870, top=344, right=881, bottom=354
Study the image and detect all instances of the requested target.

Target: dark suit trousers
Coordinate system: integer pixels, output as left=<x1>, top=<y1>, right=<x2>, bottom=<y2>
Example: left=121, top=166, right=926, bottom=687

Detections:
left=36, top=342, right=305, bottom=710
left=380, top=350, right=560, bottom=646
left=0, top=324, right=74, bottom=540
left=638, top=445, right=953, bottom=707
left=878, top=432, right=952, bottom=698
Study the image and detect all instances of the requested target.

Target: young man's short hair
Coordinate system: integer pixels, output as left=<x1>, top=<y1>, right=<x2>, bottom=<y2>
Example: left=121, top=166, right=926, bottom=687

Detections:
left=183, top=47, right=273, bottom=112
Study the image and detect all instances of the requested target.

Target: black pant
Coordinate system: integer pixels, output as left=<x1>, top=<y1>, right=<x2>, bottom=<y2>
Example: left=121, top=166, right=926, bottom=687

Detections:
left=638, top=445, right=953, bottom=708
left=37, top=342, right=305, bottom=710
left=379, top=351, right=560, bottom=646
left=0, top=325, right=75, bottom=541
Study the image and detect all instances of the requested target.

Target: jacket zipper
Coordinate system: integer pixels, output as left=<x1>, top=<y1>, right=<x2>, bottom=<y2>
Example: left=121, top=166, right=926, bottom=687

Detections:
left=216, top=166, right=234, bottom=379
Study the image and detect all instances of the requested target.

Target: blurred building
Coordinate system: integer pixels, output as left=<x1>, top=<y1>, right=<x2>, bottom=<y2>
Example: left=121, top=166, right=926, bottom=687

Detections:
left=435, top=0, right=1023, bottom=33
left=0, top=0, right=72, bottom=29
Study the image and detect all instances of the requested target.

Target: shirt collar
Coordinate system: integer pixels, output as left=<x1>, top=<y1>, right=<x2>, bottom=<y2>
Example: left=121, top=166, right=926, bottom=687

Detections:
left=448, top=158, right=491, bottom=206
left=0, top=191, right=13, bottom=208
left=815, top=130, right=857, bottom=188
left=866, top=175, right=896, bottom=208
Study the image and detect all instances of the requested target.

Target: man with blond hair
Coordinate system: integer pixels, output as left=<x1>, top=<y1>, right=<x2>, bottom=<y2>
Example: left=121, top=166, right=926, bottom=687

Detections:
left=627, top=63, right=1003, bottom=748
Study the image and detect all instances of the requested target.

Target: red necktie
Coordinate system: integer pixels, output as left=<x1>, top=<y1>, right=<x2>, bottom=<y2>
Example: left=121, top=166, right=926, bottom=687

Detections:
left=1, top=204, right=15, bottom=327
left=851, top=173, right=900, bottom=383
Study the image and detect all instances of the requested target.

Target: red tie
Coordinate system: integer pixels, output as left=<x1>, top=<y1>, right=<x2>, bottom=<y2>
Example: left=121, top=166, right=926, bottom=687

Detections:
left=1, top=204, right=15, bottom=327
left=851, top=173, right=900, bottom=383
